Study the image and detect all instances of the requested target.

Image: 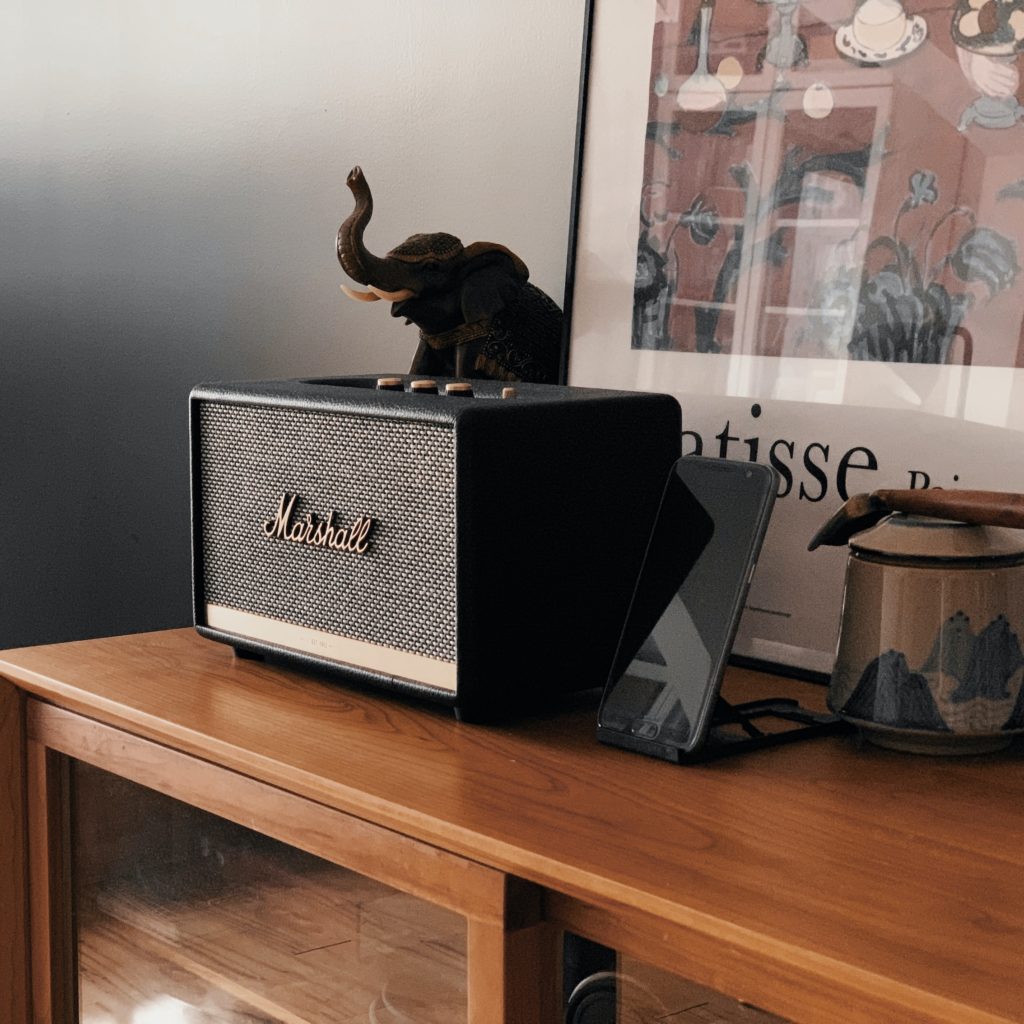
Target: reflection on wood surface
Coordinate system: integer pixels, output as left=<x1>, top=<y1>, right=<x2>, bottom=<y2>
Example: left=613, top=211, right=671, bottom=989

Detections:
left=77, top=828, right=467, bottom=1024
left=617, top=955, right=788, bottom=1023
left=77, top=826, right=784, bottom=1024
left=71, top=752, right=791, bottom=1024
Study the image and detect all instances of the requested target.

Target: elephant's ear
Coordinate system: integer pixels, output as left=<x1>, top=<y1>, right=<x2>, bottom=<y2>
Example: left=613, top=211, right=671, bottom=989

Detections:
left=459, top=243, right=530, bottom=324
left=463, top=242, right=530, bottom=281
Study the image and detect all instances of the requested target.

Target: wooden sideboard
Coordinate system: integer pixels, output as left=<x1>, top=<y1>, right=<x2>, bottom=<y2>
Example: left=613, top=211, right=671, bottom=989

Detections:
left=1, top=628, right=1022, bottom=1023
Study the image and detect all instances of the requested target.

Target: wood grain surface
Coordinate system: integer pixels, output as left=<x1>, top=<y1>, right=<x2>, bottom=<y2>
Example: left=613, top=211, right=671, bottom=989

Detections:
left=29, top=702, right=512, bottom=926
left=26, top=743, right=75, bottom=1024
left=77, top=842, right=468, bottom=1024
left=3, top=628, right=1023, bottom=1023
left=0, top=680, right=30, bottom=1024
left=73, top=821, right=745, bottom=1024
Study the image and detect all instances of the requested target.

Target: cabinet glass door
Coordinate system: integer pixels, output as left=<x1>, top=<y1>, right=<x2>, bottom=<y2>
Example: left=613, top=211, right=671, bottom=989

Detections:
left=71, top=762, right=466, bottom=1024
left=567, top=950, right=789, bottom=1024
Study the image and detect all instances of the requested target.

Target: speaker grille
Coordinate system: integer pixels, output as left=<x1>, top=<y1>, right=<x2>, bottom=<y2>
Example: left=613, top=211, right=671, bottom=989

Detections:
left=198, top=402, right=457, bottom=663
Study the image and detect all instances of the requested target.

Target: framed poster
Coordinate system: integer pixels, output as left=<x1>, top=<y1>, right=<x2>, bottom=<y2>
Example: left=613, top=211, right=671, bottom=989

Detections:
left=565, top=0, right=1024, bottom=676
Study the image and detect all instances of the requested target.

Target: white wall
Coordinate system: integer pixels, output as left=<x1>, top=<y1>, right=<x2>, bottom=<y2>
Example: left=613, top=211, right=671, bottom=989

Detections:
left=1, top=0, right=586, bottom=647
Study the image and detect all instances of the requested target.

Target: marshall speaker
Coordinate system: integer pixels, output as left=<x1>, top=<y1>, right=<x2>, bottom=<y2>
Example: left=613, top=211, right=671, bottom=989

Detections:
left=191, top=374, right=681, bottom=720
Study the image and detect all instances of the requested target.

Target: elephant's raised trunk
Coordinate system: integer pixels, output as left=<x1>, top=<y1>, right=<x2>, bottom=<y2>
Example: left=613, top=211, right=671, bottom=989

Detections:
left=337, top=167, right=411, bottom=295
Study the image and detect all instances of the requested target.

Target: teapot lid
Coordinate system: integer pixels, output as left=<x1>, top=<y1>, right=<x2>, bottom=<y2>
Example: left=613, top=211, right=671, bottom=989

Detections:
left=851, top=513, right=1024, bottom=563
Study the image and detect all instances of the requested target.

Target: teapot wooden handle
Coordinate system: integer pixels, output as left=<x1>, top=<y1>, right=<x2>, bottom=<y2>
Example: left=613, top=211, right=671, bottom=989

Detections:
left=809, top=489, right=1024, bottom=550
left=873, top=489, right=1024, bottom=528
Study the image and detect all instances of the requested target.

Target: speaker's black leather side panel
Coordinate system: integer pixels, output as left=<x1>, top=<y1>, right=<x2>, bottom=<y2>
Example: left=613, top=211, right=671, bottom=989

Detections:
left=454, top=393, right=681, bottom=720
left=189, top=396, right=207, bottom=631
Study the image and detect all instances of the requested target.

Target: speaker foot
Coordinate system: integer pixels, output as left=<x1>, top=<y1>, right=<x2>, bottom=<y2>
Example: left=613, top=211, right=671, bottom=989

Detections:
left=233, top=646, right=265, bottom=661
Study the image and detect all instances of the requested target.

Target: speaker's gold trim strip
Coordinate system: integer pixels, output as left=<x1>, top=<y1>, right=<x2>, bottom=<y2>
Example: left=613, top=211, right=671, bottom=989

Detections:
left=204, top=604, right=457, bottom=693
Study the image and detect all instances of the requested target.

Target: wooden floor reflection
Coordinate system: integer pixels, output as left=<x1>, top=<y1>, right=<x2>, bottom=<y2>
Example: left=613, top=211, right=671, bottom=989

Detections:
left=77, top=842, right=466, bottom=1024
left=77, top=828, right=784, bottom=1023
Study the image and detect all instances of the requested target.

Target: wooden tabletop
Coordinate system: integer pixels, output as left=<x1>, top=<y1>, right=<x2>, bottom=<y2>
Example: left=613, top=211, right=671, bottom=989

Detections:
left=2, top=628, right=1022, bottom=1023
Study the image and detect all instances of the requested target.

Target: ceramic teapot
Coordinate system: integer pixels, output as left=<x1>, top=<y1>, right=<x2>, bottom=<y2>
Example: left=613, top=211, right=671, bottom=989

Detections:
left=811, top=489, right=1024, bottom=753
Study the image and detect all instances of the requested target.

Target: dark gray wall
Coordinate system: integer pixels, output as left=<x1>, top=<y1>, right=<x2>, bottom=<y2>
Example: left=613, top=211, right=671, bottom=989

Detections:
left=1, top=1, right=586, bottom=649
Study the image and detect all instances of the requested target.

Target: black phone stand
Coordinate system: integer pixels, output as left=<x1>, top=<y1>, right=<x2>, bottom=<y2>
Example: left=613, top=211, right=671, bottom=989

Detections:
left=688, top=696, right=851, bottom=762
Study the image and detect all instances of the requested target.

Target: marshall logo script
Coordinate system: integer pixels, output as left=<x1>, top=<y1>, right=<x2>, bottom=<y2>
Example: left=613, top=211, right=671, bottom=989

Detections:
left=262, top=493, right=374, bottom=554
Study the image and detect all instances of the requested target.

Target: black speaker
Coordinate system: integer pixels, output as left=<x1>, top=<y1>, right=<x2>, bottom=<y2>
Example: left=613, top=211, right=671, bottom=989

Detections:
left=190, top=374, right=681, bottom=720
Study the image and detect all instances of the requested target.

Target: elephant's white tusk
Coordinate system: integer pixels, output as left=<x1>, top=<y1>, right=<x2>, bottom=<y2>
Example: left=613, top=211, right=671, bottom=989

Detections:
left=369, top=285, right=416, bottom=302
left=340, top=285, right=381, bottom=302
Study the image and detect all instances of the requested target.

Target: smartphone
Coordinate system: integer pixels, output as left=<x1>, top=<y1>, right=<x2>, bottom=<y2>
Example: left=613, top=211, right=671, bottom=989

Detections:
left=597, top=456, right=778, bottom=762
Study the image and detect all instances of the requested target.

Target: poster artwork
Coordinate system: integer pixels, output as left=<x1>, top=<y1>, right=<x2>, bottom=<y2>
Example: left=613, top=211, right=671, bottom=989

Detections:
left=567, top=0, right=1024, bottom=672
left=636, top=0, right=1024, bottom=366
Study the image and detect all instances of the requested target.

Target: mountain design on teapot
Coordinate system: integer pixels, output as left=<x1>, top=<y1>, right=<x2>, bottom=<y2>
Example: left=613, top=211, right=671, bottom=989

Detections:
left=840, top=650, right=949, bottom=731
left=840, top=612, right=1024, bottom=732
left=921, top=612, right=1024, bottom=705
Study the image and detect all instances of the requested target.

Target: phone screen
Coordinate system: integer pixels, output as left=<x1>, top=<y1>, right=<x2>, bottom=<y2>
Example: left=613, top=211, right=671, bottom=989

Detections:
left=598, top=456, right=777, bottom=760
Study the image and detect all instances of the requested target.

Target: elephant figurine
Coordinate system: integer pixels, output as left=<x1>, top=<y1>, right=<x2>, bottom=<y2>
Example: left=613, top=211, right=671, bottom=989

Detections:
left=337, top=167, right=563, bottom=383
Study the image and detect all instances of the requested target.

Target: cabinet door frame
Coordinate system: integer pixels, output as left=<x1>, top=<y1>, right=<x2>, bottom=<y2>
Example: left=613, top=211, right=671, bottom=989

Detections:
left=22, top=698, right=559, bottom=1024
left=1, top=681, right=31, bottom=1024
